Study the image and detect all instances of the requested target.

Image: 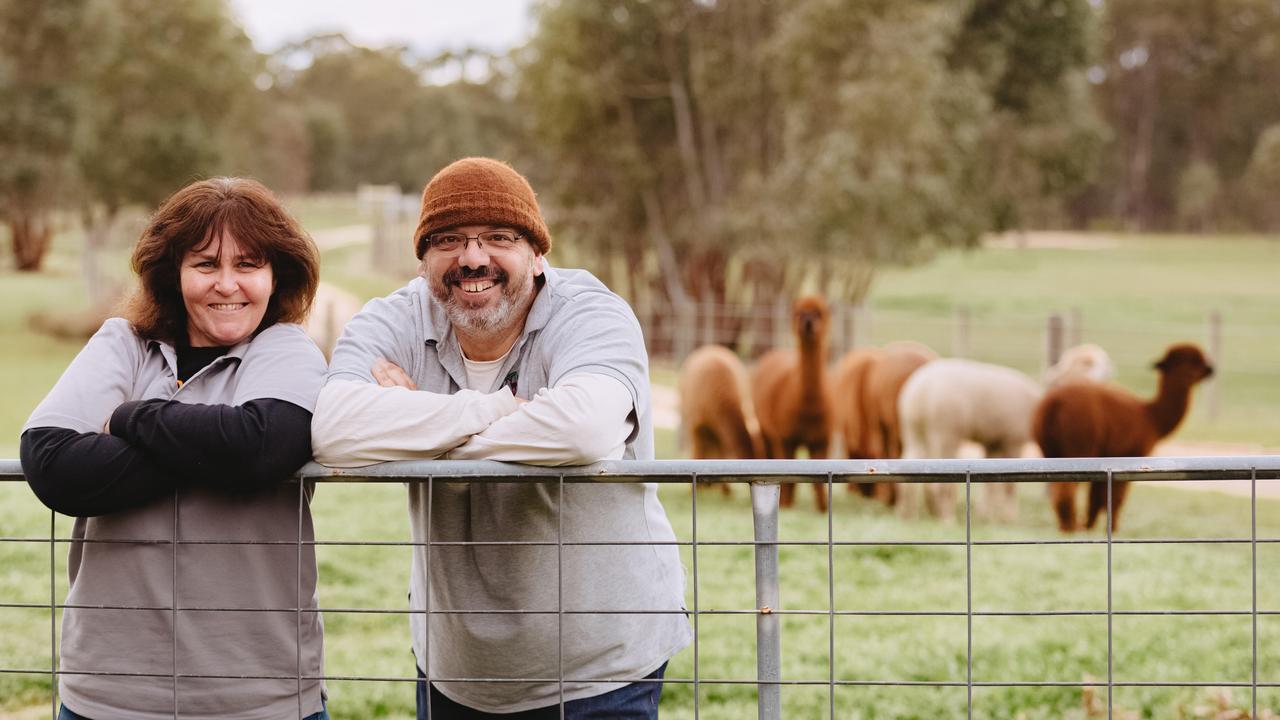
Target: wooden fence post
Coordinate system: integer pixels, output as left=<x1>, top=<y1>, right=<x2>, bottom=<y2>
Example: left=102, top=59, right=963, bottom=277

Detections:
left=952, top=306, right=971, bottom=358
left=1046, top=313, right=1065, bottom=371
left=1207, top=310, right=1222, bottom=420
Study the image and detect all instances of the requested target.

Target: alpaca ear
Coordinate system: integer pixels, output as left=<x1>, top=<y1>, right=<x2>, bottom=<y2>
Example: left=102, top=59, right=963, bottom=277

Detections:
left=1152, top=358, right=1169, bottom=372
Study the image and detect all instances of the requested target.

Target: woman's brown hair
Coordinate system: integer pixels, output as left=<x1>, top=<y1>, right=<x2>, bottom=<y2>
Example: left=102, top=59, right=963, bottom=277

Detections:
left=122, top=177, right=320, bottom=344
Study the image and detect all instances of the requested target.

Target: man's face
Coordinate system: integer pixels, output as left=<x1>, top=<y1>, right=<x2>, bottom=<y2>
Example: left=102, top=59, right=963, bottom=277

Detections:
left=423, top=224, right=544, bottom=335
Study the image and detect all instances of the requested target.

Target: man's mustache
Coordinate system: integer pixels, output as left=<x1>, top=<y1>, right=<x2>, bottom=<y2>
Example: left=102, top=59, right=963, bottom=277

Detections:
left=445, top=266, right=508, bottom=285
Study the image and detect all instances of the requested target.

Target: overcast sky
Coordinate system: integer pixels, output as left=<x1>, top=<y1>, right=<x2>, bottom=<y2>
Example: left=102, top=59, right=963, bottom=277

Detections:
left=226, top=0, right=536, bottom=55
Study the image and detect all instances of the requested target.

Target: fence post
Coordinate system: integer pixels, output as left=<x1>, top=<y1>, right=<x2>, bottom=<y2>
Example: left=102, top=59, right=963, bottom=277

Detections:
left=952, top=306, right=971, bottom=358
left=1207, top=310, right=1222, bottom=420
left=675, top=299, right=696, bottom=363
left=1068, top=307, right=1083, bottom=348
left=1046, top=313, right=1065, bottom=370
left=701, top=296, right=716, bottom=347
left=774, top=300, right=790, bottom=349
left=854, top=304, right=871, bottom=348
left=751, top=481, right=782, bottom=720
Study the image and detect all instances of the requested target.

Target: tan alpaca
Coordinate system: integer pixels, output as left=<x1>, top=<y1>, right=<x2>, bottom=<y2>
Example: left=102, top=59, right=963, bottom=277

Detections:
left=678, top=345, right=762, bottom=495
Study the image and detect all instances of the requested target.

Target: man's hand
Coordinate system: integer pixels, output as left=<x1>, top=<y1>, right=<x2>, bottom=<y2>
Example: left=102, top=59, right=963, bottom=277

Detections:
left=372, top=357, right=417, bottom=390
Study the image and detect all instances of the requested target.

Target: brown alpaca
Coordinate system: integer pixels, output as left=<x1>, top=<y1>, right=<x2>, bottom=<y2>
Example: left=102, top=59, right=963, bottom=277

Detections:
left=831, top=347, right=894, bottom=504
left=678, top=344, right=762, bottom=495
left=751, top=295, right=833, bottom=511
left=1033, top=343, right=1214, bottom=533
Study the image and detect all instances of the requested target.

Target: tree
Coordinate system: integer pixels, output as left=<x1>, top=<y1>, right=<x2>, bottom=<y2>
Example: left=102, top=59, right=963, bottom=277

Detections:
left=949, top=0, right=1106, bottom=231
left=0, top=0, right=87, bottom=270
left=520, top=0, right=1039, bottom=314
left=75, top=0, right=258, bottom=303
left=1241, top=124, right=1280, bottom=231
left=1094, top=0, right=1280, bottom=229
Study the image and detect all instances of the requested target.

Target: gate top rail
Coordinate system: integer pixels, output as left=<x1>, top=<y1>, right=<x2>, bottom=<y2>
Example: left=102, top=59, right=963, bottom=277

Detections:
left=2, top=456, right=1278, bottom=484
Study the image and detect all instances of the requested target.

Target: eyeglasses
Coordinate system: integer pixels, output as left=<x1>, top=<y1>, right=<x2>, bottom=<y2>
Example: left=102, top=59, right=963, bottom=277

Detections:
left=425, top=230, right=523, bottom=255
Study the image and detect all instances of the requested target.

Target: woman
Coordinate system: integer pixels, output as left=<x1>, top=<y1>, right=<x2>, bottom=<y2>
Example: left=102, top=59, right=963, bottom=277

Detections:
left=21, top=178, right=328, bottom=720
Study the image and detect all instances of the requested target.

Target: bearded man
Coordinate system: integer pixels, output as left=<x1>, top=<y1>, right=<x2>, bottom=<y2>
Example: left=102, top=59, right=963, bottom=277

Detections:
left=311, top=157, right=690, bottom=719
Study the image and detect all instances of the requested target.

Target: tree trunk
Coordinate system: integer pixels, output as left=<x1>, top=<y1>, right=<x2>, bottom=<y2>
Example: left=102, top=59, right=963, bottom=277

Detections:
left=9, top=213, right=54, bottom=272
left=82, top=207, right=118, bottom=308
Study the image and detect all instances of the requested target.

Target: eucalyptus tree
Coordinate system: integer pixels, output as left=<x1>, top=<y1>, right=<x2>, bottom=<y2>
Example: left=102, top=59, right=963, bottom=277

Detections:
left=0, top=0, right=87, bottom=270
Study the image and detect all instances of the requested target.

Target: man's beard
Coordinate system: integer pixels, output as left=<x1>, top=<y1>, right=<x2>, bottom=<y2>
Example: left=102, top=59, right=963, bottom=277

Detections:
left=428, top=259, right=535, bottom=334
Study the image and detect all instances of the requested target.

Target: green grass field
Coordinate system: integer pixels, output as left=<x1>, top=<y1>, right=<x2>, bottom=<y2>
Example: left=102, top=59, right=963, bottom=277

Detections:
left=2, top=214, right=1279, bottom=718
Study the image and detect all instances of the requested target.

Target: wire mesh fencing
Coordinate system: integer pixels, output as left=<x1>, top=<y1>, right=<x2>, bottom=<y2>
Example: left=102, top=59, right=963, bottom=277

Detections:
left=2, top=456, right=1279, bottom=719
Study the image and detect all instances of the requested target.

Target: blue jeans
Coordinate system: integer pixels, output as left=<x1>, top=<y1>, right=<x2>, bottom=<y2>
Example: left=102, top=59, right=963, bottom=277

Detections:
left=59, top=701, right=329, bottom=720
left=416, top=663, right=667, bottom=719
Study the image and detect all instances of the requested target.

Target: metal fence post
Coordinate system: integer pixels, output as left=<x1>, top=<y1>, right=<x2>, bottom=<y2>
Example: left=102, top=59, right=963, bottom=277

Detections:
left=751, top=480, right=782, bottom=720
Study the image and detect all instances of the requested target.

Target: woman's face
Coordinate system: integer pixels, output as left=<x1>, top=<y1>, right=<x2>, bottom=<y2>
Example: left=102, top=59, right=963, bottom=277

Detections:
left=180, top=232, right=274, bottom=347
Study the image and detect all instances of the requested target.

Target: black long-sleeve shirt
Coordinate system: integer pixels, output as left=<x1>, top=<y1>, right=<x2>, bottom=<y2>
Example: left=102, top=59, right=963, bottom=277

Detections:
left=21, top=345, right=314, bottom=517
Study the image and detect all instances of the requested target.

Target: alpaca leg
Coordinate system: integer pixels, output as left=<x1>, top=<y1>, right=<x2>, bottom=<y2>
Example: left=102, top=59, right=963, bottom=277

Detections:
left=1049, top=482, right=1078, bottom=532
left=925, top=483, right=958, bottom=522
left=1109, top=481, right=1132, bottom=533
left=809, top=442, right=830, bottom=513
left=1085, top=480, right=1110, bottom=531
left=873, top=482, right=897, bottom=507
left=896, top=482, right=922, bottom=520
left=779, top=438, right=800, bottom=509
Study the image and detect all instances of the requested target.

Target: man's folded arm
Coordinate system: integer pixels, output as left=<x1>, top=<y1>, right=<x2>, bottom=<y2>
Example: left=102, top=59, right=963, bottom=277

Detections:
left=447, top=373, right=635, bottom=466
left=310, top=379, right=521, bottom=467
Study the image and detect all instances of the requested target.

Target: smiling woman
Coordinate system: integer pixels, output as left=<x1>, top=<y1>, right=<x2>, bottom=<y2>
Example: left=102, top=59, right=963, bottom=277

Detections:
left=19, top=178, right=331, bottom=720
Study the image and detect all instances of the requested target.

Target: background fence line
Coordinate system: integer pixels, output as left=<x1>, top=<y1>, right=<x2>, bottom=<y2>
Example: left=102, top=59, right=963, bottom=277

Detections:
left=2, top=456, right=1278, bottom=719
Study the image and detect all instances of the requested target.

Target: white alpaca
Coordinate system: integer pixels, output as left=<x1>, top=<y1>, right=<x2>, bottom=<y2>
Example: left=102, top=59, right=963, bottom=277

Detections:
left=1044, top=343, right=1115, bottom=387
left=897, top=358, right=1042, bottom=522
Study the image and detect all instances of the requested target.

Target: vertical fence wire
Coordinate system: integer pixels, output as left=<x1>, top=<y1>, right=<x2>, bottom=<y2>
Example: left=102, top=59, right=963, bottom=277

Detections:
left=690, top=473, right=701, bottom=720
left=1252, top=466, right=1258, bottom=719
left=425, top=475, right=434, bottom=720
left=827, top=472, right=835, bottom=720
left=966, top=472, right=974, bottom=719
left=557, top=474, right=565, bottom=720
left=48, top=511, right=55, bottom=720
left=296, top=477, right=304, bottom=719
left=1106, top=470, right=1114, bottom=720
left=172, top=495, right=179, bottom=719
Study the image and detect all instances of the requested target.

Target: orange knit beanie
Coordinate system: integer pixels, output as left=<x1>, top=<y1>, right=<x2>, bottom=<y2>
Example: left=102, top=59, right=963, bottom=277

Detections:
left=413, top=157, right=552, bottom=259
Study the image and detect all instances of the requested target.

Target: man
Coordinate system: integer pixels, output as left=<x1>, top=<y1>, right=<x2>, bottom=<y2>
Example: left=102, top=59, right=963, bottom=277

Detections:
left=312, top=157, right=691, bottom=719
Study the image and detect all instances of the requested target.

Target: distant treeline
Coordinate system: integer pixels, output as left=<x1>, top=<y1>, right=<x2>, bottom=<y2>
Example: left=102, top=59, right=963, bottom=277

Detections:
left=4, top=0, right=1280, bottom=304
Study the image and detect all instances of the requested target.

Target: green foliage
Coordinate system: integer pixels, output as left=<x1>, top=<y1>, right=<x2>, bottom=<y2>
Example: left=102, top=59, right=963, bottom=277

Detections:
left=520, top=0, right=1101, bottom=307
left=0, top=0, right=87, bottom=269
left=1176, top=159, right=1221, bottom=231
left=1242, top=123, right=1280, bottom=230
left=75, top=0, right=259, bottom=212
left=1090, top=0, right=1280, bottom=229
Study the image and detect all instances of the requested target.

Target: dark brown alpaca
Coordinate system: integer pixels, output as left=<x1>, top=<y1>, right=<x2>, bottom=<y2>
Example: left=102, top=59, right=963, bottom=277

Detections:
left=1034, top=343, right=1214, bottom=533
left=678, top=344, right=762, bottom=495
left=752, top=295, right=833, bottom=511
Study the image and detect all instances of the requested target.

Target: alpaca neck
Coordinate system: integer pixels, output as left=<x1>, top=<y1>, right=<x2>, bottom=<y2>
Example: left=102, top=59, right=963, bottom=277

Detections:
left=798, top=337, right=827, bottom=399
left=1145, top=375, right=1194, bottom=438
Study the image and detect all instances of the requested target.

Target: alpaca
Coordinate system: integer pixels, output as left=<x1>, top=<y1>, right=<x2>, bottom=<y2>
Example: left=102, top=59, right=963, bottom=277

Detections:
left=829, top=343, right=932, bottom=505
left=898, top=358, right=1042, bottom=522
left=1044, top=343, right=1116, bottom=387
left=830, top=347, right=891, bottom=503
left=1034, top=343, right=1214, bottom=533
left=678, top=344, right=761, bottom=495
left=751, top=295, right=833, bottom=512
